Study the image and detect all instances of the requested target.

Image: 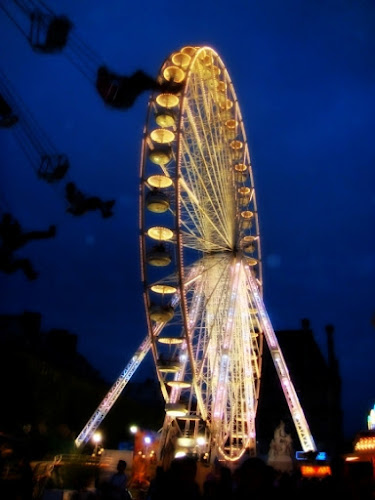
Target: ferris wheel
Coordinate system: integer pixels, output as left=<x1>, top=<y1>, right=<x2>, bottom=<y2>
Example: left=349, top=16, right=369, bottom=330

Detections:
left=140, top=46, right=316, bottom=464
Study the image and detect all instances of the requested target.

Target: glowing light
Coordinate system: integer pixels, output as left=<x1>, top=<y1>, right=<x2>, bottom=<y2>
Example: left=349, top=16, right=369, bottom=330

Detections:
left=165, top=403, right=188, bottom=417
left=300, top=465, right=331, bottom=477
left=176, top=414, right=201, bottom=421
left=146, top=190, right=170, bottom=213
left=241, top=211, right=254, bottom=219
left=171, top=52, right=191, bottom=70
left=197, top=437, right=206, bottom=446
left=230, top=140, right=243, bottom=151
left=147, top=175, right=173, bottom=189
left=167, top=380, right=191, bottom=388
left=163, top=66, right=185, bottom=83
left=130, top=425, right=138, bottom=434
left=93, top=432, right=102, bottom=443
left=200, top=53, right=213, bottom=66
left=181, top=46, right=196, bottom=56
left=354, top=436, right=375, bottom=451
left=234, top=163, right=247, bottom=172
left=151, top=284, right=177, bottom=294
left=144, top=436, right=152, bottom=445
left=155, top=111, right=176, bottom=128
left=158, top=336, right=183, bottom=344
left=149, top=146, right=172, bottom=165
left=156, top=93, right=179, bottom=108
left=150, top=129, right=175, bottom=144
left=368, top=404, right=375, bottom=430
left=175, top=451, right=187, bottom=458
left=216, top=80, right=227, bottom=92
left=225, top=119, right=238, bottom=130
left=345, top=456, right=359, bottom=462
left=177, top=437, right=195, bottom=448
left=147, top=226, right=174, bottom=241
left=219, top=98, right=233, bottom=111
left=149, top=304, right=174, bottom=323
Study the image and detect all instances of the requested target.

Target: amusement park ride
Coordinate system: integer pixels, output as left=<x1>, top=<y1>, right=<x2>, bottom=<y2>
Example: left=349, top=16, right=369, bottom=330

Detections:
left=74, top=46, right=317, bottom=465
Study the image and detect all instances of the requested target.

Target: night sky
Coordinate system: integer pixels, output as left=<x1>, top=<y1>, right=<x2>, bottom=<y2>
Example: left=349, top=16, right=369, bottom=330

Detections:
left=1, top=0, right=374, bottom=439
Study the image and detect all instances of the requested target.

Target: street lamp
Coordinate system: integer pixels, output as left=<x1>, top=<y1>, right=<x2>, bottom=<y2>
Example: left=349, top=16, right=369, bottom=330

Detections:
left=196, top=436, right=206, bottom=446
left=196, top=436, right=207, bottom=461
left=92, top=432, right=102, bottom=456
left=144, top=436, right=152, bottom=458
left=130, top=425, right=138, bottom=452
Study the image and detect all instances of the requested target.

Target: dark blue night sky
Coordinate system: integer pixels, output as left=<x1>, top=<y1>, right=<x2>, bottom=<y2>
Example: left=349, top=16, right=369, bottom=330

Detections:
left=1, top=0, right=374, bottom=439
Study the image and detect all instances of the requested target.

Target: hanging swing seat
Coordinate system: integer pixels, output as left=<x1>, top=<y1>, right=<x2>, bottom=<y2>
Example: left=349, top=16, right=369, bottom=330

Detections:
left=38, top=154, right=69, bottom=183
left=29, top=11, right=72, bottom=53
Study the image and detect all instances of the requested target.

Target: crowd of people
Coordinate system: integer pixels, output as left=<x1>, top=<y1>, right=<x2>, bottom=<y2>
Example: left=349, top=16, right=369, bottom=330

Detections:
left=64, top=454, right=375, bottom=500
left=143, top=456, right=374, bottom=500
left=2, top=451, right=373, bottom=500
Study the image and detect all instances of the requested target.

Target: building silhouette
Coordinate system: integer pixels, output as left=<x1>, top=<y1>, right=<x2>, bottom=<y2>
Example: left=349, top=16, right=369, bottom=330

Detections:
left=257, top=318, right=343, bottom=459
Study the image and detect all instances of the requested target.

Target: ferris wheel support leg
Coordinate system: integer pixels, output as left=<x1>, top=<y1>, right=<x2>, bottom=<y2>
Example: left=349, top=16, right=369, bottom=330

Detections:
left=75, top=335, right=152, bottom=448
left=245, top=266, right=317, bottom=452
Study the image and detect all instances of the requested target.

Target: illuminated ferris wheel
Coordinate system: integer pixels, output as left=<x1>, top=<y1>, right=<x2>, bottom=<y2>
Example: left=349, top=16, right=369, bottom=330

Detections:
left=140, top=46, right=316, bottom=464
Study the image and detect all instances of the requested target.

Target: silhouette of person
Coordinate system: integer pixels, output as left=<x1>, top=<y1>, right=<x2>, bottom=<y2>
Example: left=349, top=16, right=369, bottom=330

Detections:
left=232, top=457, right=276, bottom=500
left=163, top=457, right=201, bottom=500
left=109, top=460, right=131, bottom=500
left=65, top=182, right=115, bottom=218
left=0, top=213, right=56, bottom=251
left=0, top=213, right=56, bottom=280
left=71, top=475, right=98, bottom=500
left=16, top=456, right=34, bottom=500
left=0, top=94, right=18, bottom=128
left=96, top=66, right=184, bottom=109
left=146, top=466, right=166, bottom=500
left=0, top=253, right=39, bottom=280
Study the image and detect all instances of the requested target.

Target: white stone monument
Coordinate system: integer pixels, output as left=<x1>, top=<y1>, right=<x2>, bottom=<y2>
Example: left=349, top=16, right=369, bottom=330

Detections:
left=267, top=421, right=294, bottom=472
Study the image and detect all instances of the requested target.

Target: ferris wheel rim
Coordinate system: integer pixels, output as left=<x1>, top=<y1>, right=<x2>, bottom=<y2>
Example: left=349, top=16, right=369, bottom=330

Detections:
left=140, top=45, right=264, bottom=462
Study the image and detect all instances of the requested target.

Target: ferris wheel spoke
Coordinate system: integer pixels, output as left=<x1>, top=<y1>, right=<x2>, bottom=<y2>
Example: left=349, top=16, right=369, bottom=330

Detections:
left=184, top=89, right=232, bottom=219
left=189, top=258, right=239, bottom=413
left=179, top=136, right=231, bottom=247
left=178, top=185, right=221, bottom=248
left=180, top=119, right=234, bottom=245
left=182, top=257, right=236, bottom=417
left=192, top=76, right=237, bottom=218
